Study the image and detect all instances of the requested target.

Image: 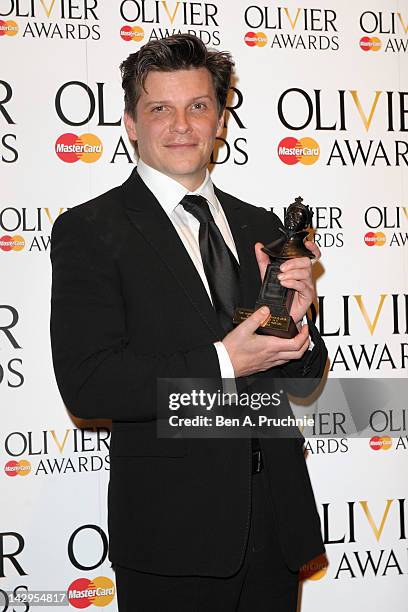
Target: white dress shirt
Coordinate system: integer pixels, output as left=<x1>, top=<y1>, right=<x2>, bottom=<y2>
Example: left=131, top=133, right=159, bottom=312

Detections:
left=136, top=159, right=236, bottom=379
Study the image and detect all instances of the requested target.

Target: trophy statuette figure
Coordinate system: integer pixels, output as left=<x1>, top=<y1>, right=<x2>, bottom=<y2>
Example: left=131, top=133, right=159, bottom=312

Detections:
left=233, top=197, right=314, bottom=339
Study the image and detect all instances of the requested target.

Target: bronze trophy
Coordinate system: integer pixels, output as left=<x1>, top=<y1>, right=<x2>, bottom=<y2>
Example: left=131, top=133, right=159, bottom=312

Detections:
left=233, top=197, right=314, bottom=339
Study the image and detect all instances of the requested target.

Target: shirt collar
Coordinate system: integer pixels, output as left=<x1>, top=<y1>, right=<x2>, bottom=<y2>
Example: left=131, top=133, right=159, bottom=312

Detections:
left=136, top=158, right=220, bottom=217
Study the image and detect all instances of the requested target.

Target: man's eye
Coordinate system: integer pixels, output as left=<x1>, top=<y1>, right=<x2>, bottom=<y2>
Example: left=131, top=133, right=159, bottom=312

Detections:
left=192, top=102, right=206, bottom=110
left=152, top=106, right=165, bottom=112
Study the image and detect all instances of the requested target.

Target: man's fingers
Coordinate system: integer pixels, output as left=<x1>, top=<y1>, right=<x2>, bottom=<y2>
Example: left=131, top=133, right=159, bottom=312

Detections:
left=275, top=332, right=310, bottom=361
left=259, top=325, right=310, bottom=368
left=280, top=257, right=312, bottom=273
left=262, top=322, right=310, bottom=353
left=254, top=242, right=269, bottom=282
left=223, top=317, right=310, bottom=377
left=279, top=279, right=310, bottom=294
left=278, top=268, right=311, bottom=282
left=304, top=240, right=321, bottom=261
left=233, top=310, right=309, bottom=346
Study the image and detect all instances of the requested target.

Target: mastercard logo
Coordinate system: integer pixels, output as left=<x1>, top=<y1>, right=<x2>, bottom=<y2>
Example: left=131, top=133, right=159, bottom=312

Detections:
left=0, top=20, right=18, bottom=36
left=299, top=554, right=328, bottom=581
left=244, top=31, right=268, bottom=47
left=278, top=137, right=320, bottom=165
left=55, top=134, right=103, bottom=164
left=364, top=231, right=386, bottom=246
left=0, top=234, right=25, bottom=251
left=369, top=436, right=392, bottom=450
left=5, top=460, right=31, bottom=477
left=120, top=25, right=144, bottom=42
left=67, top=577, right=115, bottom=609
left=360, top=36, right=381, bottom=52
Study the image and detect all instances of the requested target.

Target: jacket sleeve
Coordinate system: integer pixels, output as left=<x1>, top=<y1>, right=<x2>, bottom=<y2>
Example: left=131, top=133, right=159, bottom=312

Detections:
left=276, top=314, right=327, bottom=377
left=272, top=313, right=328, bottom=395
left=50, top=209, right=221, bottom=421
left=247, top=312, right=328, bottom=399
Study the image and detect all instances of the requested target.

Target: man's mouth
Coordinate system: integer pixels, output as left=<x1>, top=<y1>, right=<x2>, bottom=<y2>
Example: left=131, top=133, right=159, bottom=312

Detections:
left=164, top=143, right=197, bottom=148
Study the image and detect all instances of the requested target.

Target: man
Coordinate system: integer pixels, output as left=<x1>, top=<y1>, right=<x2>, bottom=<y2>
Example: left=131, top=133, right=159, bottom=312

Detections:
left=50, top=34, right=327, bottom=611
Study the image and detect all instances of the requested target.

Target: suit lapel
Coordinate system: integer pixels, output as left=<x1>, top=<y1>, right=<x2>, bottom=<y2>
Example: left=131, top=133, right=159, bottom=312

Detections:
left=214, top=186, right=261, bottom=309
left=121, top=169, right=224, bottom=339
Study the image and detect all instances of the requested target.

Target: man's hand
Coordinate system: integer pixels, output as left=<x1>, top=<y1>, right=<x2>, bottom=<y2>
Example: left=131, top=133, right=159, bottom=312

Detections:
left=222, top=306, right=310, bottom=378
left=254, top=240, right=321, bottom=325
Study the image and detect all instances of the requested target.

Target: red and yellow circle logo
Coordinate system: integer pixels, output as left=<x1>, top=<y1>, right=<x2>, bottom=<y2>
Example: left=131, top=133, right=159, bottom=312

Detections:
left=0, top=235, right=25, bottom=251
left=369, top=436, right=392, bottom=450
left=244, top=31, right=268, bottom=47
left=67, top=577, right=115, bottom=608
left=299, top=554, right=328, bottom=581
left=360, top=36, right=381, bottom=52
left=120, top=25, right=144, bottom=42
left=278, top=137, right=320, bottom=165
left=55, top=134, right=103, bottom=163
left=364, top=231, right=386, bottom=246
left=4, top=460, right=31, bottom=477
left=0, top=20, right=18, bottom=36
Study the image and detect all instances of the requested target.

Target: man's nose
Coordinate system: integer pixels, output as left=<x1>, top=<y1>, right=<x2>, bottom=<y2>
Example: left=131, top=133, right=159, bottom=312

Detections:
left=169, top=109, right=192, bottom=133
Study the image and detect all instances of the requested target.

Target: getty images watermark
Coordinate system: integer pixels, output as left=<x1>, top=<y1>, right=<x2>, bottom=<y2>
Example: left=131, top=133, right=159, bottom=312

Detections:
left=167, top=389, right=315, bottom=430
left=156, top=377, right=407, bottom=439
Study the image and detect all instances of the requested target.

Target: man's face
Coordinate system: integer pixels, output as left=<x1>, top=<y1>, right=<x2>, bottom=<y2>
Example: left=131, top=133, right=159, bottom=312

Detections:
left=286, top=205, right=307, bottom=231
left=124, top=67, right=225, bottom=191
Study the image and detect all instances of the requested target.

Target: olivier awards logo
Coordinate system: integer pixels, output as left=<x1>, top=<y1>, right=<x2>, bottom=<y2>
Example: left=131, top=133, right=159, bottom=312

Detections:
left=0, top=0, right=100, bottom=40
left=242, top=5, right=339, bottom=51
left=119, top=0, right=221, bottom=46
left=363, top=206, right=408, bottom=248
left=307, top=293, right=408, bottom=372
left=2, top=427, right=111, bottom=477
left=275, top=87, right=408, bottom=167
left=300, top=497, right=408, bottom=581
left=0, top=206, right=66, bottom=253
left=359, top=10, right=408, bottom=54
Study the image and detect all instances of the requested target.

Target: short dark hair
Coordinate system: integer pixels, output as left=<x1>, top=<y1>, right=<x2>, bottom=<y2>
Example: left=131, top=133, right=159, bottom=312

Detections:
left=120, top=33, right=234, bottom=119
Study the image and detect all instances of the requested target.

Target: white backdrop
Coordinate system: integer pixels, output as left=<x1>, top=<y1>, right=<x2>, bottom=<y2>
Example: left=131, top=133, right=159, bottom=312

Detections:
left=1, top=0, right=407, bottom=610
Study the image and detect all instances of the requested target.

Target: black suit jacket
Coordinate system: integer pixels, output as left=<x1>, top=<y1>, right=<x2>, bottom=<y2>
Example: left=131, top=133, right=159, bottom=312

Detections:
left=50, top=168, right=328, bottom=576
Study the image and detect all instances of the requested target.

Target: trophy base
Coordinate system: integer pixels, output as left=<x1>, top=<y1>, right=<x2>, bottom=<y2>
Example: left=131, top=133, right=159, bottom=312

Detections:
left=233, top=307, right=299, bottom=339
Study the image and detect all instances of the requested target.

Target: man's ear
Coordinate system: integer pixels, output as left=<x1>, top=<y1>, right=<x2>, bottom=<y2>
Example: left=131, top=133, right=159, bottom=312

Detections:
left=216, top=110, right=225, bottom=137
left=124, top=112, right=137, bottom=141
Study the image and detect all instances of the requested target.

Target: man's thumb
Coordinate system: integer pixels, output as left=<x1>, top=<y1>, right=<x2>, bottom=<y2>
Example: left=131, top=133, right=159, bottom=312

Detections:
left=238, top=306, right=270, bottom=334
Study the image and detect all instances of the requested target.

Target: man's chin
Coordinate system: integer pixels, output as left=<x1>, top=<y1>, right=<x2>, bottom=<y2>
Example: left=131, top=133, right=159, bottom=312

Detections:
left=162, top=164, right=206, bottom=179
